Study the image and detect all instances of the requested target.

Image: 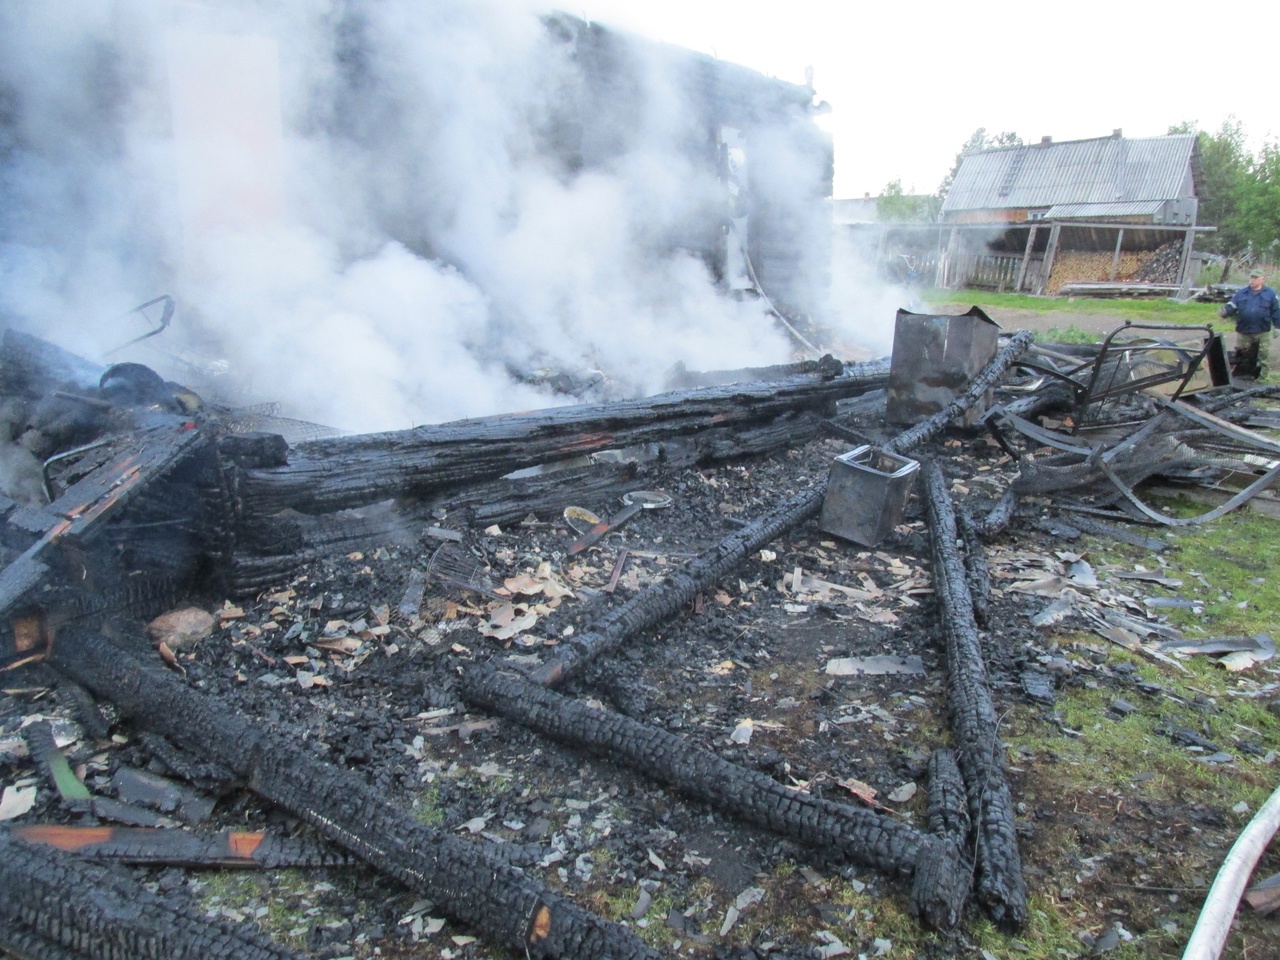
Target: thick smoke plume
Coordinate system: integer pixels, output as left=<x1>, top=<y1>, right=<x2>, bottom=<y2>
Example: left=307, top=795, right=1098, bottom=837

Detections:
left=0, top=1, right=824, bottom=432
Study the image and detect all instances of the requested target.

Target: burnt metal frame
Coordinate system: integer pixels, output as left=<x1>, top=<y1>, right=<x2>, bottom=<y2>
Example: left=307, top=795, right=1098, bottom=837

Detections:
left=987, top=397, right=1280, bottom=527
left=1015, top=322, right=1219, bottom=431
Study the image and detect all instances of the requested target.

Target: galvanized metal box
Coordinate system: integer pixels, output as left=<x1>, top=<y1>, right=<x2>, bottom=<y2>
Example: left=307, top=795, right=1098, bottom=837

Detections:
left=885, top=306, right=1001, bottom=426
left=819, top=445, right=920, bottom=547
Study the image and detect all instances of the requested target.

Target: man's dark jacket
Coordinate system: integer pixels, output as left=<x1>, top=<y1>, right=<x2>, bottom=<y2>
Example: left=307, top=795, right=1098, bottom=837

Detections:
left=1226, top=284, right=1280, bottom=334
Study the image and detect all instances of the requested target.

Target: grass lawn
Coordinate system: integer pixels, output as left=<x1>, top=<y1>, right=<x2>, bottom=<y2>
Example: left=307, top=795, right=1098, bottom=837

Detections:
left=921, top=289, right=1221, bottom=328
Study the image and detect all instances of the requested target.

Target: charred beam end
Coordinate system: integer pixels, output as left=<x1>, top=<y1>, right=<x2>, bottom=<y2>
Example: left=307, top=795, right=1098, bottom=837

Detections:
left=923, top=461, right=1027, bottom=930
left=49, top=635, right=657, bottom=960
left=530, top=484, right=827, bottom=686
left=0, top=828, right=303, bottom=960
left=461, top=664, right=968, bottom=929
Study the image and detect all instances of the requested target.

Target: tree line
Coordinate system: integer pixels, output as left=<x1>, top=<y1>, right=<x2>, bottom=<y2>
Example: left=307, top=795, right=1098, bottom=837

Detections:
left=876, top=123, right=1280, bottom=262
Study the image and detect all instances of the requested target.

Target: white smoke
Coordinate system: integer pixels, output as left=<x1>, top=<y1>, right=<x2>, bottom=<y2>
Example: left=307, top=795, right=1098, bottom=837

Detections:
left=0, top=0, right=820, bottom=433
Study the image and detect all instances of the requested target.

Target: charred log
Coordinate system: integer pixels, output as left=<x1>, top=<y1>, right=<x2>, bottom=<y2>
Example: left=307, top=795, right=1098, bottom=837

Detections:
left=664, top=353, right=846, bottom=390
left=973, top=489, right=1017, bottom=539
left=49, top=634, right=657, bottom=960
left=10, top=824, right=352, bottom=870
left=528, top=336, right=1035, bottom=687
left=240, top=363, right=890, bottom=517
left=923, top=461, right=1027, bottom=929
left=528, top=482, right=826, bottom=686
left=955, top=508, right=991, bottom=628
left=459, top=663, right=968, bottom=929
left=228, top=461, right=643, bottom=596
left=926, top=748, right=971, bottom=853
left=0, top=828, right=303, bottom=959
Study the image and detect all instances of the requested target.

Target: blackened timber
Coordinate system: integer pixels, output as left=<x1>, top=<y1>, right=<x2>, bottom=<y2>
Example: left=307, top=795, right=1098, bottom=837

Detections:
left=50, top=635, right=658, bottom=960
left=664, top=353, right=845, bottom=389
left=228, top=462, right=641, bottom=596
left=460, top=663, right=968, bottom=929
left=955, top=508, right=991, bottom=628
left=923, top=461, right=1027, bottom=929
left=240, top=362, right=890, bottom=516
left=528, top=482, right=826, bottom=686
left=529, top=337, right=1035, bottom=687
left=11, top=824, right=353, bottom=870
left=926, top=748, right=971, bottom=852
left=0, top=420, right=212, bottom=624
left=0, top=828, right=303, bottom=959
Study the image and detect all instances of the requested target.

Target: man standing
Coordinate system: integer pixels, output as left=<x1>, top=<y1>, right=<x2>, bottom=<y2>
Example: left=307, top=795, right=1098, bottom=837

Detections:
left=1220, top=270, right=1280, bottom=382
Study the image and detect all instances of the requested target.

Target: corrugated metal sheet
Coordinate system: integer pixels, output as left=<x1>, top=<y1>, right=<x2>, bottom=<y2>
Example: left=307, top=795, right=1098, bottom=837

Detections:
left=941, top=135, right=1196, bottom=215
left=1044, top=201, right=1164, bottom=219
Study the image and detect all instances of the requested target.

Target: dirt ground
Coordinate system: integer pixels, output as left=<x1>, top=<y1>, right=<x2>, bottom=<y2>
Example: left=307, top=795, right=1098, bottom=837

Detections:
left=3, top=359, right=1279, bottom=959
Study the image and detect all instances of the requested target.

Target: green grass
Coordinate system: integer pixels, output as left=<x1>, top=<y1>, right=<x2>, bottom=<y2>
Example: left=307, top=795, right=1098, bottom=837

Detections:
left=1089, top=497, right=1280, bottom=638
left=922, top=289, right=1220, bottom=328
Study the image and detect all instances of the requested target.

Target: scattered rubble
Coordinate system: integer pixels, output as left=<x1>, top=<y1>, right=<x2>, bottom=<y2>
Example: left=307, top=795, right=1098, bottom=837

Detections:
left=2, top=318, right=1280, bottom=957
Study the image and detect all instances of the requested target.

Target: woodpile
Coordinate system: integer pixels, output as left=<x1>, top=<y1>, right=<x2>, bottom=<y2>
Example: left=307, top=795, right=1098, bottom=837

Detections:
left=1045, top=251, right=1143, bottom=294
left=1134, top=239, right=1186, bottom=284
left=1047, top=240, right=1187, bottom=295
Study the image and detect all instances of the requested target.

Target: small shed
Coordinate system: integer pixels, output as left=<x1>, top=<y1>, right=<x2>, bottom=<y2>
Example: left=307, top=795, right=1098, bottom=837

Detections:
left=934, top=132, right=1212, bottom=294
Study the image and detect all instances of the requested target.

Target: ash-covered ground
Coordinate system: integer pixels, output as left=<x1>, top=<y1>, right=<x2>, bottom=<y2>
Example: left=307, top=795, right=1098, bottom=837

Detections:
left=3, top=411, right=1279, bottom=960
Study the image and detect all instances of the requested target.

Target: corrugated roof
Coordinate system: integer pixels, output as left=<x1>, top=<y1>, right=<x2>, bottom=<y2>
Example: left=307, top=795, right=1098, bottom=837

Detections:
left=1044, top=200, right=1164, bottom=219
left=941, top=134, right=1196, bottom=214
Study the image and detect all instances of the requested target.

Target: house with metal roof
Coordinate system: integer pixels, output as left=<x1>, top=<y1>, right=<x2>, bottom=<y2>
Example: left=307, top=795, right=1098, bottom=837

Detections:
left=928, top=131, right=1212, bottom=294
left=941, top=131, right=1200, bottom=226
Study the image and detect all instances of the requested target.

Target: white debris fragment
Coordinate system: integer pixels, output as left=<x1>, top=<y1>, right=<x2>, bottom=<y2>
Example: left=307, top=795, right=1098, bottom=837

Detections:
left=730, top=719, right=755, bottom=744
left=887, top=782, right=918, bottom=803
left=0, top=784, right=37, bottom=820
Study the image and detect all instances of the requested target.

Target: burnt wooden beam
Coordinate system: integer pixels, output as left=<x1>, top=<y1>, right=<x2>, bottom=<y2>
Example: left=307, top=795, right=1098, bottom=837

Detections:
left=528, top=335, right=1036, bottom=687
left=49, top=634, right=658, bottom=960
left=228, top=461, right=643, bottom=596
left=0, top=420, right=213, bottom=625
left=528, top=482, right=825, bottom=686
left=240, top=362, right=890, bottom=517
left=926, top=748, right=971, bottom=853
left=663, top=353, right=846, bottom=389
left=0, top=828, right=304, bottom=959
left=923, top=460, right=1027, bottom=930
left=11, top=824, right=352, bottom=870
left=459, top=663, right=969, bottom=930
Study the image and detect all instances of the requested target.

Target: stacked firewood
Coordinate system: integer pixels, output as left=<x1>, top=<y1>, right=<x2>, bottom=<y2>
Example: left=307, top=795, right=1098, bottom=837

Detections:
left=1046, top=251, right=1144, bottom=294
left=1134, top=240, right=1185, bottom=283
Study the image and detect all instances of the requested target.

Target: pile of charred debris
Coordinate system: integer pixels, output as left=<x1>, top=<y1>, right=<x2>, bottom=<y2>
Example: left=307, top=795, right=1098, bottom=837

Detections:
left=1, top=310, right=1278, bottom=959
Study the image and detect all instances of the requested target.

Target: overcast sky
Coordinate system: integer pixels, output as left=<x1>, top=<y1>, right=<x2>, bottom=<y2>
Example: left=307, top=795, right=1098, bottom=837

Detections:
left=576, top=0, right=1279, bottom=199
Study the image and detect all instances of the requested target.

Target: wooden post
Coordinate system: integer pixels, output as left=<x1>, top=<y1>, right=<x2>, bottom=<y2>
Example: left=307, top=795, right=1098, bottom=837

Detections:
left=1177, top=225, right=1197, bottom=298
left=933, top=226, right=945, bottom=287
left=1014, top=225, right=1038, bottom=293
left=1109, top=228, right=1125, bottom=281
left=1037, top=222, right=1062, bottom=295
left=944, top=227, right=960, bottom=288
